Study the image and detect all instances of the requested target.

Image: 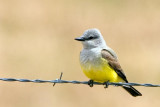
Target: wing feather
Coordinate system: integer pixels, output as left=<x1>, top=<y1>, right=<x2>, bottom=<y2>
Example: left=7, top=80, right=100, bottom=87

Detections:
left=101, top=49, right=128, bottom=82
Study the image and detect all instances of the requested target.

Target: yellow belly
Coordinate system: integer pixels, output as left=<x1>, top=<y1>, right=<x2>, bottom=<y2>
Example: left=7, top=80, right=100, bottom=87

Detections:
left=81, top=58, right=123, bottom=83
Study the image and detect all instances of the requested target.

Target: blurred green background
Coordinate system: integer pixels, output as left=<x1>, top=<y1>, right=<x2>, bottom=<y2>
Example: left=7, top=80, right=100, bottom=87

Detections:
left=0, top=0, right=160, bottom=107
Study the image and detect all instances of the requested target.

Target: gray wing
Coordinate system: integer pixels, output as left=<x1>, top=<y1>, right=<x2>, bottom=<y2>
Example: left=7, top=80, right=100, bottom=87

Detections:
left=101, top=49, right=128, bottom=83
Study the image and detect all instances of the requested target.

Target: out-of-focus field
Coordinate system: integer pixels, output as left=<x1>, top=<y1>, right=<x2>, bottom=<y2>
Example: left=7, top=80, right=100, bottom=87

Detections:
left=0, top=0, right=160, bottom=107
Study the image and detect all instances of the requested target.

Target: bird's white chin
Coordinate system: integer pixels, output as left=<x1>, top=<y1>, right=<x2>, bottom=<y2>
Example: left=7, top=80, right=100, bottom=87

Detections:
left=82, top=41, right=98, bottom=49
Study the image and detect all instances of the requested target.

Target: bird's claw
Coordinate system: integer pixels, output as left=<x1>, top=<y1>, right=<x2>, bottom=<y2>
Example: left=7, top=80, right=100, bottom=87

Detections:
left=88, top=80, right=94, bottom=87
left=103, top=81, right=110, bottom=88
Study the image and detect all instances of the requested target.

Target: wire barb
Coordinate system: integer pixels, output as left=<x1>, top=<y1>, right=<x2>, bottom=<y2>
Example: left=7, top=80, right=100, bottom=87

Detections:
left=53, top=72, right=63, bottom=87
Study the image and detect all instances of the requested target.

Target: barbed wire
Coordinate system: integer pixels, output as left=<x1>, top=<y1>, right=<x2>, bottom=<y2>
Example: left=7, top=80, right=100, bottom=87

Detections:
left=0, top=73, right=159, bottom=87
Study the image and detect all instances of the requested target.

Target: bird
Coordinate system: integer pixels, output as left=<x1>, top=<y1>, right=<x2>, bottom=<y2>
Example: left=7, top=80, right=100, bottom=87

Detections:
left=75, top=28, right=142, bottom=97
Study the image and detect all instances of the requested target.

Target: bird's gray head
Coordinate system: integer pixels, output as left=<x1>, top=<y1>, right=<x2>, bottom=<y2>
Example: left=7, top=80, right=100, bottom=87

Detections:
left=75, top=28, right=107, bottom=49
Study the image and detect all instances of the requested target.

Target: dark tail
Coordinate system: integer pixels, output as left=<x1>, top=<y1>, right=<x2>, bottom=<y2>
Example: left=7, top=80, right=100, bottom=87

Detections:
left=122, top=86, right=142, bottom=97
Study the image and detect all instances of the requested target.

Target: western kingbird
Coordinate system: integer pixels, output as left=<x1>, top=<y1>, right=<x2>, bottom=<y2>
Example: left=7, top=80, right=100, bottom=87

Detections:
left=75, top=28, right=142, bottom=97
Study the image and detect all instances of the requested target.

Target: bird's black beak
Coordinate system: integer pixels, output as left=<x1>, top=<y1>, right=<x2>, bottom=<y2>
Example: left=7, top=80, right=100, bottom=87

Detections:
left=75, top=37, right=85, bottom=41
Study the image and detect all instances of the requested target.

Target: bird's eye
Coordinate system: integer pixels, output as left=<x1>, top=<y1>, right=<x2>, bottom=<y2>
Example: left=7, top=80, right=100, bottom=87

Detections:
left=88, top=36, right=94, bottom=40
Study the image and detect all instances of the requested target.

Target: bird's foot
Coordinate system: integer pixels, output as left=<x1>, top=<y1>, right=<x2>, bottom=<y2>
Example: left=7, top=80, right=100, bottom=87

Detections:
left=103, top=81, right=110, bottom=88
left=88, top=80, right=94, bottom=87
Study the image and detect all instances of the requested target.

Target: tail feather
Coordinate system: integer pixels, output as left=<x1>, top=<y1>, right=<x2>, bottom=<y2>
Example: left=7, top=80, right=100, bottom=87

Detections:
left=123, top=86, right=142, bottom=97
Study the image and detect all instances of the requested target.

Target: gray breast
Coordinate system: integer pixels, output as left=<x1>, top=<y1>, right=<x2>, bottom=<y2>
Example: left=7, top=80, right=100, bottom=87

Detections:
left=80, top=48, right=102, bottom=66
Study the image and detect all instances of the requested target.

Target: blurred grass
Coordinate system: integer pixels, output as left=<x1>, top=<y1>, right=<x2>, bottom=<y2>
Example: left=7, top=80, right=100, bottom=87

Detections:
left=0, top=0, right=160, bottom=107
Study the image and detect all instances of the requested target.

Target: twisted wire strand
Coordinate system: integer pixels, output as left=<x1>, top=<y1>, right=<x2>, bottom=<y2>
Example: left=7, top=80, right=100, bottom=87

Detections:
left=0, top=77, right=160, bottom=87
